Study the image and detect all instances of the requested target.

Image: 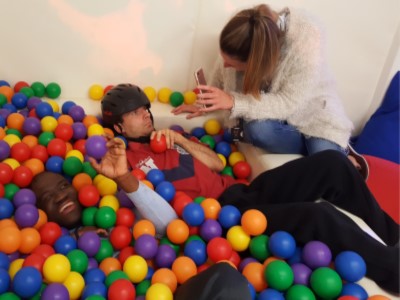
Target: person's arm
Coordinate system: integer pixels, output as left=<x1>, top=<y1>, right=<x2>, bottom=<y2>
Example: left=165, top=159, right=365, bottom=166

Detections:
left=151, top=129, right=224, bottom=172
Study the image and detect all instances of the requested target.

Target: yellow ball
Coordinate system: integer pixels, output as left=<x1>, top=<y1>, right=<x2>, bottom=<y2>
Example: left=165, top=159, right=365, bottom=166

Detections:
left=217, top=153, right=227, bottom=167
left=3, top=134, right=21, bottom=147
left=158, top=87, right=172, bottom=103
left=8, top=258, right=24, bottom=280
left=89, top=84, right=104, bottom=101
left=204, top=119, right=222, bottom=135
left=63, top=271, right=85, bottom=300
left=228, top=151, right=246, bottom=166
left=3, top=158, right=20, bottom=170
left=87, top=123, right=105, bottom=137
left=46, top=100, right=60, bottom=113
left=66, top=149, right=84, bottom=163
left=146, top=283, right=173, bottom=300
left=183, top=90, right=197, bottom=105
left=143, top=86, right=157, bottom=102
left=96, top=177, right=117, bottom=196
left=43, top=254, right=71, bottom=283
left=93, top=174, right=107, bottom=186
left=41, top=116, right=58, bottom=132
left=123, top=255, right=148, bottom=283
left=226, top=225, right=251, bottom=252
left=99, top=195, right=120, bottom=211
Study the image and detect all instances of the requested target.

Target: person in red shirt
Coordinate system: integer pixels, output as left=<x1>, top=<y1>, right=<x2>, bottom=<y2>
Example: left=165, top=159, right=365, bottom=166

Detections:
left=90, top=83, right=399, bottom=294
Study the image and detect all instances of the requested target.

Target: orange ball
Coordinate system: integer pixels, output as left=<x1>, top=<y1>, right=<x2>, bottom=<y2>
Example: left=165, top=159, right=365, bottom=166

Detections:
left=99, top=257, right=122, bottom=276
left=57, top=114, right=74, bottom=125
left=7, top=112, right=25, bottom=131
left=171, top=256, right=197, bottom=284
left=83, top=115, right=99, bottom=128
left=0, top=85, right=14, bottom=102
left=103, top=127, right=114, bottom=138
left=0, top=218, right=17, bottom=230
left=367, top=296, right=391, bottom=300
left=0, top=127, right=5, bottom=140
left=132, top=219, right=156, bottom=239
left=72, top=173, right=93, bottom=191
left=241, top=209, right=267, bottom=236
left=23, top=158, right=45, bottom=177
left=19, top=227, right=41, bottom=254
left=0, top=226, right=21, bottom=254
left=22, top=135, right=39, bottom=149
left=200, top=198, right=221, bottom=220
left=242, top=262, right=267, bottom=292
left=141, top=179, right=154, bottom=190
left=34, top=209, right=48, bottom=230
left=263, top=256, right=283, bottom=268
left=151, top=268, right=178, bottom=293
left=166, top=219, right=189, bottom=244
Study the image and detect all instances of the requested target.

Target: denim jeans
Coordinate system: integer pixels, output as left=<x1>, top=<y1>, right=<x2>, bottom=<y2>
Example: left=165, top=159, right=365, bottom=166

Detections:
left=243, top=119, right=347, bottom=156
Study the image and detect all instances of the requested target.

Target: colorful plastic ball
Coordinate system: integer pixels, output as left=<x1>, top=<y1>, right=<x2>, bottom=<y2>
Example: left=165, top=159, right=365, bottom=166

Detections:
left=228, top=151, right=245, bottom=166
left=0, top=85, right=13, bottom=101
left=89, top=84, right=104, bottom=100
left=340, top=283, right=368, bottom=299
left=226, top=225, right=251, bottom=252
left=87, top=123, right=104, bottom=137
left=38, top=131, right=55, bottom=147
left=123, top=255, right=148, bottom=283
left=157, top=87, right=172, bottom=103
left=94, top=239, right=114, bottom=262
left=45, top=156, right=64, bottom=173
left=86, top=135, right=107, bottom=160
left=55, top=123, right=73, bottom=141
left=46, top=82, right=61, bottom=99
left=142, top=86, right=156, bottom=102
left=207, top=236, right=233, bottom=263
left=310, top=267, right=342, bottom=299
left=0, top=96, right=6, bottom=109
left=107, top=278, right=135, bottom=300
left=105, top=270, right=130, bottom=287
left=150, top=135, right=167, bottom=153
left=171, top=256, right=197, bottom=284
left=218, top=204, right=241, bottom=229
left=2, top=103, right=17, bottom=113
left=0, top=141, right=10, bottom=161
left=151, top=268, right=178, bottom=294
left=19, top=86, right=34, bottom=99
left=169, top=91, right=184, bottom=107
left=145, top=282, right=173, bottom=300
left=233, top=161, right=251, bottom=179
left=70, top=122, right=86, bottom=140
left=302, top=241, right=332, bottom=269
left=81, top=282, right=107, bottom=299
left=63, top=156, right=83, bottom=176
left=84, top=267, right=106, bottom=284
left=67, top=249, right=89, bottom=274
left=4, top=183, right=20, bottom=200
left=182, top=202, right=205, bottom=226
left=134, top=233, right=158, bottom=259
left=0, top=198, right=14, bottom=219
left=0, top=226, right=21, bottom=254
left=249, top=234, right=270, bottom=262
left=242, top=262, right=267, bottom=292
left=22, top=117, right=42, bottom=135
left=54, top=235, right=77, bottom=255
left=13, top=81, right=29, bottom=92
left=215, top=141, right=232, bottom=158
left=77, top=231, right=101, bottom=257
left=18, top=227, right=41, bottom=254
left=200, top=134, right=215, bottom=149
left=35, top=102, right=53, bottom=118
left=26, top=96, right=42, bottom=110
left=183, top=239, right=207, bottom=266
left=268, top=231, right=296, bottom=259
left=3, top=134, right=21, bottom=148
left=133, top=219, right=156, bottom=239
left=183, top=90, right=197, bottom=105
left=204, top=119, right=221, bottom=136
left=285, top=285, right=316, bottom=300
left=0, top=268, right=10, bottom=294
left=155, top=180, right=175, bottom=202
left=41, top=115, right=58, bottom=132
left=191, top=127, right=206, bottom=139
left=199, top=218, right=223, bottom=242
left=6, top=113, right=25, bottom=132
left=14, top=203, right=38, bottom=227
left=241, top=209, right=267, bottom=236
left=94, top=206, right=116, bottom=229
left=146, top=169, right=165, bottom=187
left=39, top=221, right=62, bottom=245
left=30, top=81, right=45, bottom=97
left=153, top=244, right=176, bottom=268
left=264, top=260, right=294, bottom=291
left=62, top=100, right=76, bottom=114
left=69, top=105, right=85, bottom=122
left=96, top=177, right=117, bottom=196
left=11, top=93, right=28, bottom=109
left=47, top=138, right=67, bottom=157
left=334, top=251, right=366, bottom=282
left=63, top=271, right=85, bottom=300
left=109, top=225, right=132, bottom=251
left=166, top=219, right=189, bottom=244
left=43, top=253, right=71, bottom=283
left=200, top=197, right=221, bottom=219
left=41, top=283, right=70, bottom=300
left=292, top=263, right=313, bottom=286
left=12, top=266, right=42, bottom=298
left=99, top=194, right=119, bottom=211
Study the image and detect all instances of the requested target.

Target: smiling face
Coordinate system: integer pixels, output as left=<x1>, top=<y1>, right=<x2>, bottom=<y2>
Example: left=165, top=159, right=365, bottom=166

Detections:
left=31, top=172, right=82, bottom=229
left=115, top=106, right=154, bottom=138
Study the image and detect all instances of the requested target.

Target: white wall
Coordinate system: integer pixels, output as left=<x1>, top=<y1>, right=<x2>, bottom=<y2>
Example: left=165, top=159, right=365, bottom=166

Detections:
left=1, top=0, right=399, bottom=133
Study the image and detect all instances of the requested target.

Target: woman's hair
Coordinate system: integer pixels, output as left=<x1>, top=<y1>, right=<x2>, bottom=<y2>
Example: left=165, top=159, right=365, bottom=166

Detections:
left=219, top=4, right=285, bottom=98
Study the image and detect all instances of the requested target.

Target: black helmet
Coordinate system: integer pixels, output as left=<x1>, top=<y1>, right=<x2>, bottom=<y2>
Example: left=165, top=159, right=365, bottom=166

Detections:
left=101, top=83, right=150, bottom=127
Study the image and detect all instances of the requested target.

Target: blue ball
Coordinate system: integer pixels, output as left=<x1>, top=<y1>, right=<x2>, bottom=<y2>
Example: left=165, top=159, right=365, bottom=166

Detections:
left=146, top=169, right=165, bottom=187
left=81, top=282, right=107, bottom=299
left=84, top=268, right=106, bottom=284
left=340, top=282, right=368, bottom=299
left=223, top=128, right=233, bottom=143
left=12, top=267, right=42, bottom=298
left=247, top=282, right=257, bottom=300
left=45, top=156, right=65, bottom=173
left=0, top=268, right=10, bottom=294
left=215, top=141, right=232, bottom=158
left=182, top=203, right=205, bottom=227
left=0, top=252, right=10, bottom=270
left=257, top=288, right=285, bottom=300
left=0, top=116, right=5, bottom=128
left=155, top=181, right=175, bottom=202
left=184, top=239, right=207, bottom=265
left=191, top=127, right=206, bottom=139
left=334, top=251, right=367, bottom=282
left=54, top=235, right=77, bottom=255
left=11, top=93, right=28, bottom=109
left=268, top=231, right=297, bottom=259
left=218, top=205, right=241, bottom=229
left=61, top=100, right=76, bottom=114
left=35, top=102, right=53, bottom=118
left=0, top=198, right=14, bottom=219
left=0, top=80, right=10, bottom=87
left=2, top=103, right=17, bottom=113
left=145, top=266, right=155, bottom=280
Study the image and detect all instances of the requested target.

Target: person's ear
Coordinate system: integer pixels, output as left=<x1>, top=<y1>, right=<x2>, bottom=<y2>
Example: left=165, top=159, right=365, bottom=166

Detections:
left=114, top=123, right=123, bottom=134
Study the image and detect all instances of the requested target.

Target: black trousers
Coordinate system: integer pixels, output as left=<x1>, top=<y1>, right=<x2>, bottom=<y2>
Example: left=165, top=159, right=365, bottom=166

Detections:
left=219, top=150, right=399, bottom=294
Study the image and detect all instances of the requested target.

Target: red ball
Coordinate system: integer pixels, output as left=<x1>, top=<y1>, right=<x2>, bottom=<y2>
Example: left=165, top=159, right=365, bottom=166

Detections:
left=0, top=163, right=13, bottom=184
left=228, top=250, right=241, bottom=268
left=206, top=237, right=233, bottom=263
left=22, top=253, right=46, bottom=273
left=118, top=246, right=135, bottom=265
left=131, top=168, right=146, bottom=180
left=116, top=207, right=135, bottom=228
left=0, top=184, right=4, bottom=198
left=12, top=165, right=33, bottom=187
left=109, top=225, right=133, bottom=250
left=14, top=81, right=29, bottom=92
left=150, top=135, right=167, bottom=153
left=104, top=85, right=114, bottom=95
left=47, top=138, right=67, bottom=157
left=171, top=191, right=193, bottom=217
left=39, top=221, right=62, bottom=246
left=78, top=184, right=100, bottom=207
left=233, top=161, right=251, bottom=179
left=73, top=139, right=86, bottom=155
left=10, top=142, right=31, bottom=162
left=108, top=279, right=136, bottom=300
left=55, top=123, right=74, bottom=141
left=31, top=244, right=55, bottom=259
left=31, top=144, right=49, bottom=162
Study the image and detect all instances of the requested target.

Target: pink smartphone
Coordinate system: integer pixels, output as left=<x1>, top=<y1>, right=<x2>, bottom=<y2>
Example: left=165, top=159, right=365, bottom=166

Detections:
left=194, top=67, right=211, bottom=107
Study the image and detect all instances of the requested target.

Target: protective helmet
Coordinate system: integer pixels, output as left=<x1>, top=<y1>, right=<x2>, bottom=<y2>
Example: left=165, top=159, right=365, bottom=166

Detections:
left=101, top=83, right=151, bottom=127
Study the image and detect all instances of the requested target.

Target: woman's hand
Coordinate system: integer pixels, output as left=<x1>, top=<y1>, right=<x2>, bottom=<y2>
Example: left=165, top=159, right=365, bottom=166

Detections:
left=171, top=104, right=203, bottom=119
left=195, top=85, right=234, bottom=112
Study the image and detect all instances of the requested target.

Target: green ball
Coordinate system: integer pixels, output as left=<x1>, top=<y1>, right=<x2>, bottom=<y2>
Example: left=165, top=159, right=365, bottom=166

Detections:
left=0, top=292, right=21, bottom=300
left=249, top=234, right=270, bottom=261
left=4, top=183, right=19, bottom=200
left=105, top=270, right=129, bottom=287
left=62, top=156, right=83, bottom=176
left=159, top=237, right=180, bottom=255
left=221, top=166, right=234, bottom=177
left=81, top=207, right=98, bottom=226
left=95, top=239, right=114, bottom=262
left=5, top=129, right=22, bottom=139
left=94, top=206, right=116, bottom=229
left=193, top=196, right=205, bottom=204
left=185, top=234, right=204, bottom=246
left=30, top=283, right=47, bottom=300
left=264, top=260, right=294, bottom=291
left=0, top=94, right=7, bottom=108
left=19, top=86, right=35, bottom=99
left=46, top=82, right=61, bottom=99
left=85, top=296, right=106, bottom=300
left=38, top=131, right=55, bottom=147
left=135, top=279, right=151, bottom=296
left=310, top=267, right=342, bottom=299
left=82, top=161, right=97, bottom=179
left=286, top=284, right=316, bottom=300
left=169, top=91, right=184, bottom=107
left=67, top=249, right=89, bottom=274
left=200, top=134, right=216, bottom=149
left=31, top=82, right=46, bottom=97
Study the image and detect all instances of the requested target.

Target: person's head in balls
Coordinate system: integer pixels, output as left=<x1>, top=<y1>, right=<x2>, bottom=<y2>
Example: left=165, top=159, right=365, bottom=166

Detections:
left=30, top=172, right=82, bottom=229
left=101, top=83, right=154, bottom=141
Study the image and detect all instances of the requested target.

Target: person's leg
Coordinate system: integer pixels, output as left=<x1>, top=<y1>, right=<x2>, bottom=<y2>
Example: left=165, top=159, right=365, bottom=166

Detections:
left=243, top=119, right=306, bottom=154
left=304, top=136, right=346, bottom=155
left=219, top=150, right=399, bottom=246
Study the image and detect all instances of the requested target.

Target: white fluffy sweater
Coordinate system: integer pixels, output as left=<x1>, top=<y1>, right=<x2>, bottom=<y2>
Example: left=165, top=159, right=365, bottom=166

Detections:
left=210, top=8, right=353, bottom=148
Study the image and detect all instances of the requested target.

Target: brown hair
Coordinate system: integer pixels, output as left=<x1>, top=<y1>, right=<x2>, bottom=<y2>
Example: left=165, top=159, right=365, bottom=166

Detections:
left=219, top=4, right=285, bottom=98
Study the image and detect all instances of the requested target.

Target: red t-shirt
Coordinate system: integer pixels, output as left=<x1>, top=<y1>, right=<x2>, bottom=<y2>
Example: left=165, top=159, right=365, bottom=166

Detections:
left=126, top=142, right=236, bottom=199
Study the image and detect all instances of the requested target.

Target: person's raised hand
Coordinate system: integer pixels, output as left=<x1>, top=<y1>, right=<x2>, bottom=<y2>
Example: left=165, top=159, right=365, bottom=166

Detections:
left=171, top=104, right=204, bottom=119
left=195, top=85, right=234, bottom=112
left=150, top=129, right=184, bottom=149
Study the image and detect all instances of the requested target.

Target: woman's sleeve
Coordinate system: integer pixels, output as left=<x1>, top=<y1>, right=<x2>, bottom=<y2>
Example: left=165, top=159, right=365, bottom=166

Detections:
left=125, top=181, right=177, bottom=236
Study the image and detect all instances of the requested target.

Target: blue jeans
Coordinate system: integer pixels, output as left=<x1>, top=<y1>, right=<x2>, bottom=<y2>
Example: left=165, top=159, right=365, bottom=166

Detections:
left=243, top=119, right=347, bottom=156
